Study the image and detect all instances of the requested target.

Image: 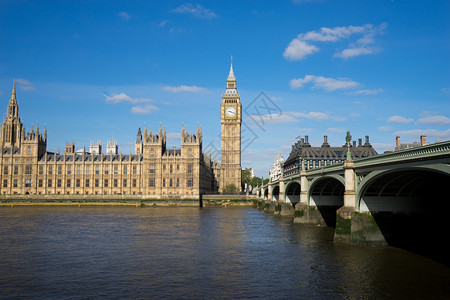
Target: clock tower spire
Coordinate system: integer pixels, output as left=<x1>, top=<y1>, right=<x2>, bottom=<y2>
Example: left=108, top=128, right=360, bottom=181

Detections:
left=220, top=57, right=242, bottom=193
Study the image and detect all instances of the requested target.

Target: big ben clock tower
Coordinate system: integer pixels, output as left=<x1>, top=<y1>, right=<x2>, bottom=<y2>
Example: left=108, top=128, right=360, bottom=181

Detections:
left=220, top=57, right=242, bottom=193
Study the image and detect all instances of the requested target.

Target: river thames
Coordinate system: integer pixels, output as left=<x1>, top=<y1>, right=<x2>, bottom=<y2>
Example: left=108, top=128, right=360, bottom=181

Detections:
left=0, top=206, right=448, bottom=299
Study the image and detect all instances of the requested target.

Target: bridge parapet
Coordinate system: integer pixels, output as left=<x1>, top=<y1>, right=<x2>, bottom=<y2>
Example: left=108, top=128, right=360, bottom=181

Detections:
left=261, top=140, right=450, bottom=205
left=275, top=141, right=450, bottom=181
left=352, top=140, right=450, bottom=168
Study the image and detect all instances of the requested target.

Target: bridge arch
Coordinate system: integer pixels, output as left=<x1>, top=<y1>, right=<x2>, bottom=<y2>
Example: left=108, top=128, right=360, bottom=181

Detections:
left=263, top=188, right=269, bottom=200
left=285, top=180, right=301, bottom=206
left=308, top=175, right=345, bottom=227
left=272, top=185, right=280, bottom=202
left=357, top=166, right=450, bottom=265
left=357, top=165, right=450, bottom=211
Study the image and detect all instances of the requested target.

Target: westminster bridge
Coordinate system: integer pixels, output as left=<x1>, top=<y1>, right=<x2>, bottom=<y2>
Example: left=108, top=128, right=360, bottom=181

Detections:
left=257, top=141, right=450, bottom=264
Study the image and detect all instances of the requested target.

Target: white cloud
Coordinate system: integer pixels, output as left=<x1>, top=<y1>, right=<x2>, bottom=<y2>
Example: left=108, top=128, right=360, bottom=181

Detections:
left=104, top=93, right=154, bottom=104
left=332, top=115, right=347, bottom=122
left=347, top=88, right=384, bottom=95
left=247, top=110, right=347, bottom=125
left=249, top=113, right=298, bottom=124
left=283, top=23, right=386, bottom=61
left=283, top=40, right=319, bottom=61
left=416, top=115, right=450, bottom=125
left=302, top=24, right=370, bottom=42
left=297, top=128, right=315, bottom=133
left=387, top=115, right=414, bottom=123
left=327, top=127, right=346, bottom=133
left=290, top=111, right=329, bottom=120
left=378, top=126, right=393, bottom=131
left=394, top=129, right=450, bottom=139
left=16, top=78, right=34, bottom=91
left=118, top=12, right=131, bottom=21
left=163, top=85, right=208, bottom=93
left=334, top=46, right=381, bottom=59
left=159, top=20, right=169, bottom=27
left=131, top=104, right=158, bottom=115
left=334, top=23, right=386, bottom=59
left=172, top=4, right=217, bottom=19
left=290, top=75, right=359, bottom=91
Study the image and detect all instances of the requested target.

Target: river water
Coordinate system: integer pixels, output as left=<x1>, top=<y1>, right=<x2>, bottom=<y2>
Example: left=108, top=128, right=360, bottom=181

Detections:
left=0, top=206, right=448, bottom=299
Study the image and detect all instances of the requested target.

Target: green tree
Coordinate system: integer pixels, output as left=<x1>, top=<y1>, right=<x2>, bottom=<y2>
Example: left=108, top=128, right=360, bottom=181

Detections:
left=222, top=183, right=238, bottom=194
left=250, top=176, right=262, bottom=187
left=241, top=169, right=252, bottom=187
left=249, top=176, right=269, bottom=187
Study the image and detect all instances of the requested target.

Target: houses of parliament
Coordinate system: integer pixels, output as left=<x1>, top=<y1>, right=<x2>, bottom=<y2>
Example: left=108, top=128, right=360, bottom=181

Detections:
left=0, top=60, right=242, bottom=197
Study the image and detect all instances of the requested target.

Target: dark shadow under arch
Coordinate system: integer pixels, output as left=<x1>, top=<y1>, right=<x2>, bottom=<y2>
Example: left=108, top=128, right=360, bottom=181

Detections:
left=309, top=177, right=344, bottom=227
left=361, top=169, right=450, bottom=266
left=285, top=181, right=300, bottom=207
left=272, top=186, right=280, bottom=201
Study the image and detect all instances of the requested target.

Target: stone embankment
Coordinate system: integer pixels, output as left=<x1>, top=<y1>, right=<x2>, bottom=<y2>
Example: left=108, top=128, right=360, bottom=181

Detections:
left=0, top=194, right=258, bottom=207
left=256, top=199, right=297, bottom=220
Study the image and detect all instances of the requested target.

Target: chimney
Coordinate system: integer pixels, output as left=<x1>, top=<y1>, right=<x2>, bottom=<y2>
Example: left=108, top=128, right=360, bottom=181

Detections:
left=396, top=136, right=400, bottom=147
left=420, top=135, right=427, bottom=146
left=322, top=135, right=330, bottom=147
left=358, top=138, right=362, bottom=147
left=363, top=135, right=371, bottom=147
left=303, top=135, right=311, bottom=147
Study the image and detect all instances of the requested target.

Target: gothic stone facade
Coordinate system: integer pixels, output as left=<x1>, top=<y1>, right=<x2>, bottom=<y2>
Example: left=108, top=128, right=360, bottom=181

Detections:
left=0, top=81, right=216, bottom=198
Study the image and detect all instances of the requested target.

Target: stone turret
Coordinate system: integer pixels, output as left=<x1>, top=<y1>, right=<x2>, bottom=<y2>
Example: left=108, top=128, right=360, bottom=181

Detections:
left=1, top=80, right=24, bottom=149
left=135, top=128, right=143, bottom=155
left=141, top=123, right=166, bottom=157
left=65, top=142, right=75, bottom=154
left=181, top=125, right=201, bottom=158
left=90, top=140, right=102, bottom=155
left=106, top=140, right=118, bottom=155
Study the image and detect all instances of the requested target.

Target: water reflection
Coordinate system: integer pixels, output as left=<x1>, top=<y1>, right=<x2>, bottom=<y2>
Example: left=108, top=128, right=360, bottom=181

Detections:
left=0, top=206, right=448, bottom=299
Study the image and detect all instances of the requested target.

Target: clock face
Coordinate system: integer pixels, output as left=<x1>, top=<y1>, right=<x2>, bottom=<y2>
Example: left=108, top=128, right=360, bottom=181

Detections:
left=225, top=106, right=236, bottom=118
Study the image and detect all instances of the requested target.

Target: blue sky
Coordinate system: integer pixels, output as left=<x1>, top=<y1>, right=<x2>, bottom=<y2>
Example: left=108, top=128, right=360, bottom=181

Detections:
left=0, top=0, right=449, bottom=177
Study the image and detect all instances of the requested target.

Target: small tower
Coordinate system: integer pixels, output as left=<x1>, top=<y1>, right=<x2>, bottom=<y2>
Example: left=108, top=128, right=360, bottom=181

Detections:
left=106, top=140, right=118, bottom=155
left=135, top=128, right=143, bottom=155
left=141, top=123, right=166, bottom=157
left=90, top=140, right=102, bottom=154
left=181, top=125, right=201, bottom=158
left=1, top=80, right=24, bottom=149
left=65, top=142, right=75, bottom=154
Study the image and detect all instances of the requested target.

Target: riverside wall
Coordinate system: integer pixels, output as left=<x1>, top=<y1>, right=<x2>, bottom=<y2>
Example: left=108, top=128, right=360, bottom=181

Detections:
left=0, top=194, right=258, bottom=207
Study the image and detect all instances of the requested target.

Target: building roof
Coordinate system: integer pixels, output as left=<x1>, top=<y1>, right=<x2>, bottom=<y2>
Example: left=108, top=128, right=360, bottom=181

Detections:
left=284, top=135, right=377, bottom=167
left=396, top=142, right=421, bottom=151
left=1, top=147, right=21, bottom=155
left=37, top=152, right=143, bottom=162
